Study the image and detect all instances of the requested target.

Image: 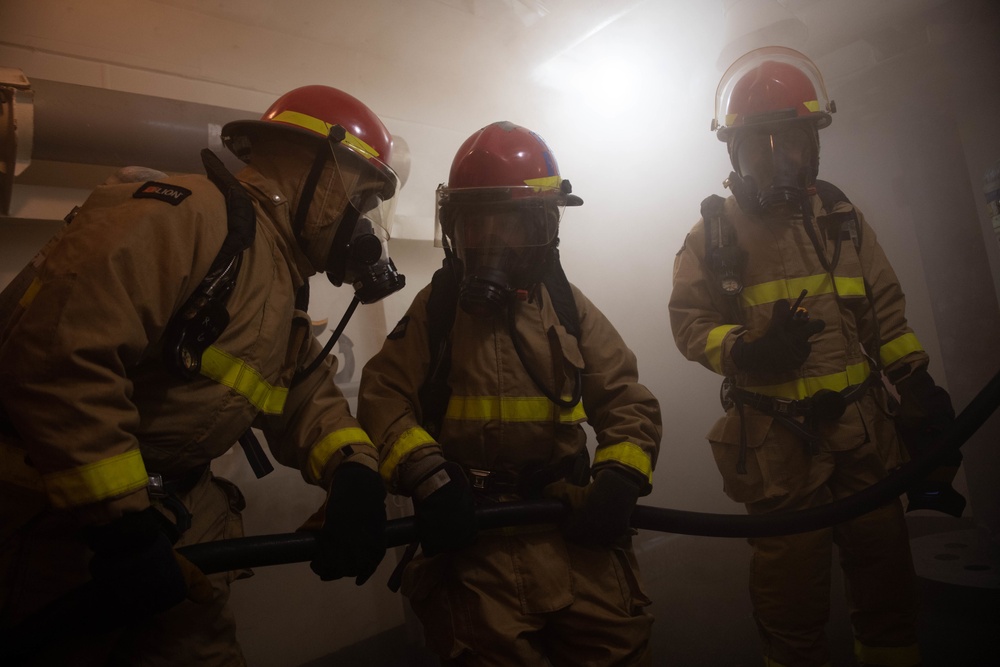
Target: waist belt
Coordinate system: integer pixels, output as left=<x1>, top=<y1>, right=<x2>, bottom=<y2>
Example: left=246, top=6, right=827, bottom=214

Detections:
left=465, top=451, right=590, bottom=500
left=726, top=373, right=878, bottom=422
left=724, top=373, right=880, bottom=474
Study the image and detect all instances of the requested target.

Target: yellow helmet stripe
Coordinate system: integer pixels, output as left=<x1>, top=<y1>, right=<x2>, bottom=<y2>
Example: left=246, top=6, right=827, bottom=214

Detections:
left=523, top=175, right=561, bottom=191
left=269, top=110, right=381, bottom=160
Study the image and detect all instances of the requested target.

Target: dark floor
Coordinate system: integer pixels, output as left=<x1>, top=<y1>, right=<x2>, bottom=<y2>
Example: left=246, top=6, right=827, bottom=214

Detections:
left=303, top=516, right=1000, bottom=666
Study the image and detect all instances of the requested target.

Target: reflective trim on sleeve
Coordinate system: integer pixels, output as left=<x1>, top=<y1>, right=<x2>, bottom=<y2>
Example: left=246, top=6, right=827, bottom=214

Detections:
left=18, top=278, right=42, bottom=309
left=741, top=274, right=865, bottom=307
left=743, top=360, right=870, bottom=401
left=854, top=639, right=921, bottom=667
left=307, top=427, right=375, bottom=481
left=43, top=448, right=148, bottom=508
left=594, top=442, right=653, bottom=484
left=444, top=396, right=587, bottom=423
left=199, top=346, right=288, bottom=415
left=880, top=333, right=923, bottom=367
left=706, top=324, right=739, bottom=374
left=380, top=426, right=438, bottom=483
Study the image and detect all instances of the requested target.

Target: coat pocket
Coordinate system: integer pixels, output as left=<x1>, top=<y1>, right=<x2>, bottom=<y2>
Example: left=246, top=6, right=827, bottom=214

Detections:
left=707, top=412, right=786, bottom=504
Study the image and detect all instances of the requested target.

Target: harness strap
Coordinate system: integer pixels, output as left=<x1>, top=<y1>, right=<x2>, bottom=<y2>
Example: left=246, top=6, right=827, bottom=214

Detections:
left=726, top=373, right=881, bottom=472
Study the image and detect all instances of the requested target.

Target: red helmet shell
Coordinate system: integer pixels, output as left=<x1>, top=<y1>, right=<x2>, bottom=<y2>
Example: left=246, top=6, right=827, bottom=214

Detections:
left=223, top=85, right=395, bottom=178
left=713, top=47, right=834, bottom=141
left=447, top=121, right=582, bottom=205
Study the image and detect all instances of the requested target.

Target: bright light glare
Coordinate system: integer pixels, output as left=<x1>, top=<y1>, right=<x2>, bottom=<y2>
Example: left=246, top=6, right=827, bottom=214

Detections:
left=534, top=53, right=643, bottom=119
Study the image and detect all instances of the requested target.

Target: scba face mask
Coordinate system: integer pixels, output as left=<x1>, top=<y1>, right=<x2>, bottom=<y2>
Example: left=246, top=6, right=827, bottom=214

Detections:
left=329, top=200, right=405, bottom=304
left=730, top=124, right=817, bottom=214
left=441, top=196, right=559, bottom=318
left=305, top=140, right=404, bottom=304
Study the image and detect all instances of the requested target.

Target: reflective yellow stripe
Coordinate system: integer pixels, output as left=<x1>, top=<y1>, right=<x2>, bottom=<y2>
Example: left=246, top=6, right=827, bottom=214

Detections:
left=744, top=361, right=870, bottom=400
left=880, top=332, right=923, bottom=367
left=854, top=639, right=921, bottom=667
left=594, top=442, right=653, bottom=483
left=308, top=427, right=375, bottom=481
left=269, top=110, right=380, bottom=159
left=803, top=100, right=820, bottom=113
left=199, top=346, right=288, bottom=415
left=445, top=395, right=587, bottom=423
left=380, top=426, right=437, bottom=483
left=43, top=449, right=148, bottom=508
left=19, top=278, right=41, bottom=308
left=523, top=175, right=561, bottom=191
left=741, top=274, right=865, bottom=307
left=706, top=325, right=739, bottom=374
left=0, top=441, right=43, bottom=491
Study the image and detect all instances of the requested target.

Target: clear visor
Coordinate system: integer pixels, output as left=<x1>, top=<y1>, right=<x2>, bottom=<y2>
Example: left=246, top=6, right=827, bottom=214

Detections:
left=735, top=126, right=812, bottom=187
left=434, top=186, right=561, bottom=251
left=315, top=138, right=399, bottom=242
left=713, top=46, right=832, bottom=132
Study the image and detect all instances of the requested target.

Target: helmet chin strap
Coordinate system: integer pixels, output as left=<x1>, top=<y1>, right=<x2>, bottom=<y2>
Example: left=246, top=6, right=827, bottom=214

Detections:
left=292, top=144, right=330, bottom=244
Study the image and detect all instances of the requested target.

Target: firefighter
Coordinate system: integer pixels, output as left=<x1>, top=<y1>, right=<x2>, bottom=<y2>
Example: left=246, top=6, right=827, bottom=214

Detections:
left=669, top=46, right=960, bottom=667
left=0, top=85, right=402, bottom=665
left=358, top=121, right=662, bottom=665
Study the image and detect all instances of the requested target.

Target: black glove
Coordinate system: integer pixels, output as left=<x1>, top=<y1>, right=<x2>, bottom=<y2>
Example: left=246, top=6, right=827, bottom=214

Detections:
left=83, top=507, right=189, bottom=616
left=311, top=462, right=388, bottom=585
left=413, top=460, right=478, bottom=557
left=895, top=367, right=966, bottom=517
left=732, top=299, right=825, bottom=373
left=896, top=367, right=956, bottom=450
left=545, top=468, right=644, bottom=547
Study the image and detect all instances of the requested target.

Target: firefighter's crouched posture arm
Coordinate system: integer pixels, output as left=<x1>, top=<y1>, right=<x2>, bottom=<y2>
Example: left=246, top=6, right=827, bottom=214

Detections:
left=0, top=85, right=403, bottom=665
left=669, top=47, right=961, bottom=667
left=359, top=122, right=662, bottom=666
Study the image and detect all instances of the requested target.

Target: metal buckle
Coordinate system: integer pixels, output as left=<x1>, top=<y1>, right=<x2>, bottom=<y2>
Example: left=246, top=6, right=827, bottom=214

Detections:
left=468, top=468, right=491, bottom=490
left=147, top=473, right=166, bottom=499
left=771, top=397, right=795, bottom=415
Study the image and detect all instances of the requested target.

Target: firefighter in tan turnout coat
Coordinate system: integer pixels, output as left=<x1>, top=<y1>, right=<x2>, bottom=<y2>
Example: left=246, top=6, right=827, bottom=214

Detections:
left=669, top=47, right=960, bottom=667
left=0, top=85, right=403, bottom=665
left=359, top=122, right=662, bottom=666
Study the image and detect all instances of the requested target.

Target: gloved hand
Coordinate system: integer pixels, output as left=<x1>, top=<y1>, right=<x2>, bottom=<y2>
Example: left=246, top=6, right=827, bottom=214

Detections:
left=732, top=299, right=825, bottom=373
left=310, top=462, right=388, bottom=585
left=896, top=367, right=956, bottom=445
left=895, top=367, right=966, bottom=517
left=545, top=468, right=644, bottom=547
left=83, top=507, right=191, bottom=616
left=412, top=460, right=478, bottom=557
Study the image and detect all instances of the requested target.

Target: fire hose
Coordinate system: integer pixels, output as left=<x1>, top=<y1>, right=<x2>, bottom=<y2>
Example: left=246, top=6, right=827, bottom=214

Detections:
left=182, top=366, right=1000, bottom=572
left=4, top=367, right=999, bottom=662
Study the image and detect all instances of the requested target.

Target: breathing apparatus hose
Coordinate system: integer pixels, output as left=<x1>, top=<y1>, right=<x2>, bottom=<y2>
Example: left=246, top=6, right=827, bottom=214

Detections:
left=4, top=368, right=997, bottom=664
left=180, top=365, right=1000, bottom=573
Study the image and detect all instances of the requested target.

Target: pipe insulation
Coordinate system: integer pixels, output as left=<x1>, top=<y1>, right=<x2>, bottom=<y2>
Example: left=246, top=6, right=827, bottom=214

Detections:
left=30, top=78, right=256, bottom=174
left=2, top=74, right=410, bottom=205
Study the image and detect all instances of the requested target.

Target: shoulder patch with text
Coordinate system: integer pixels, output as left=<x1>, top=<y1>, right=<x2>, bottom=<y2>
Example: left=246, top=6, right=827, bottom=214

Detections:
left=133, top=181, right=192, bottom=206
left=387, top=316, right=410, bottom=340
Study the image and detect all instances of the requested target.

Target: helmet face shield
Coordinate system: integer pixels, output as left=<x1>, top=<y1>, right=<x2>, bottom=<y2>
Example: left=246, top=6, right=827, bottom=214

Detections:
left=713, top=46, right=834, bottom=141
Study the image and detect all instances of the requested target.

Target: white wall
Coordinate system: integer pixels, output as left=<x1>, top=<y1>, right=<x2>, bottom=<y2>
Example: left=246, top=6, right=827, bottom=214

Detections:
left=3, top=0, right=1000, bottom=664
